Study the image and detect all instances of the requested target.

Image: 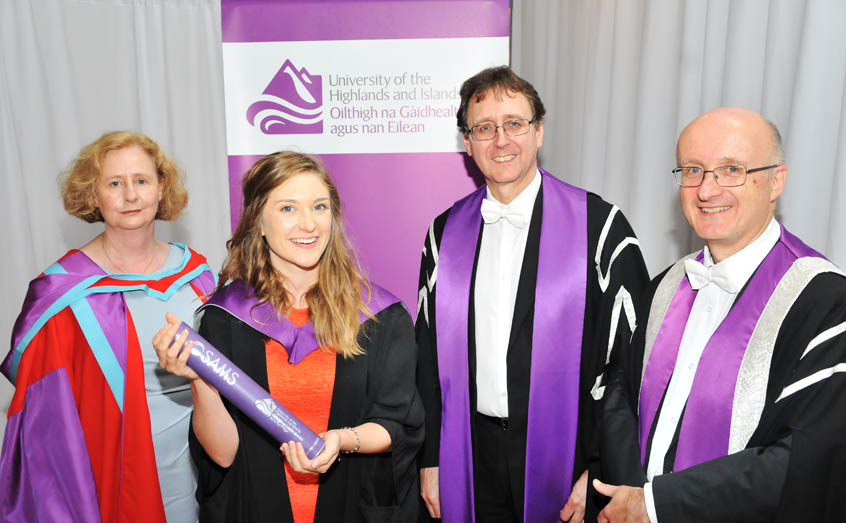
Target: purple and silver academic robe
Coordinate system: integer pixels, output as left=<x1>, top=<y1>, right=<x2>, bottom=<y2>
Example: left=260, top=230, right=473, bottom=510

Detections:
left=600, top=224, right=846, bottom=522
left=638, top=225, right=825, bottom=470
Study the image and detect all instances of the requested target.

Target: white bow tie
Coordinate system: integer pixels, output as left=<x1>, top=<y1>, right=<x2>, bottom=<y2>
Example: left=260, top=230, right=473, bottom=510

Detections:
left=480, top=199, right=527, bottom=228
left=684, top=258, right=737, bottom=293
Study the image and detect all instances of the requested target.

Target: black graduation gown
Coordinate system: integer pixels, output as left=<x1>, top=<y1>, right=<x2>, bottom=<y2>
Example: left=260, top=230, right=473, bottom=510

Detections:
left=415, top=187, right=650, bottom=520
left=189, top=303, right=425, bottom=523
left=599, top=265, right=846, bottom=522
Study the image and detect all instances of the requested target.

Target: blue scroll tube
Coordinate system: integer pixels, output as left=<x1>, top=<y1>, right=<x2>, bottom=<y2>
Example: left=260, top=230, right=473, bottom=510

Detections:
left=176, top=322, right=326, bottom=459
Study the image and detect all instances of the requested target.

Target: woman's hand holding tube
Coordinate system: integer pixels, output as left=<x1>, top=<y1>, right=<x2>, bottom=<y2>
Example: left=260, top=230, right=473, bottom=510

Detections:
left=153, top=312, right=239, bottom=468
left=282, top=430, right=342, bottom=474
left=152, top=312, right=201, bottom=381
left=281, top=422, right=391, bottom=475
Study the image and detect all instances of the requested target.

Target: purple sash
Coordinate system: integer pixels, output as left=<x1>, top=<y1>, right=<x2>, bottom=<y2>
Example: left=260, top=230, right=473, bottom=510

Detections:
left=638, top=225, right=822, bottom=470
left=200, top=279, right=399, bottom=364
left=436, top=169, right=587, bottom=522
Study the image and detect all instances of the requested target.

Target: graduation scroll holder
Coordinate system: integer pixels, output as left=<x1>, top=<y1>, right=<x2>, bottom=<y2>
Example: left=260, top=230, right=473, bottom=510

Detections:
left=174, top=322, right=326, bottom=459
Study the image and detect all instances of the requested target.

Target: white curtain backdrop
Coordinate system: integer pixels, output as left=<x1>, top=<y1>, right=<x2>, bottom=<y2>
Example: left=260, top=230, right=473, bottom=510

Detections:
left=0, top=0, right=231, bottom=434
left=512, top=0, right=846, bottom=275
left=1, top=0, right=843, bottom=440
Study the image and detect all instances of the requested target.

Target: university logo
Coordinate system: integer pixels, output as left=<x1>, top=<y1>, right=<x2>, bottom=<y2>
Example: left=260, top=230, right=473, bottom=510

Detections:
left=255, top=398, right=277, bottom=417
left=247, top=59, right=323, bottom=134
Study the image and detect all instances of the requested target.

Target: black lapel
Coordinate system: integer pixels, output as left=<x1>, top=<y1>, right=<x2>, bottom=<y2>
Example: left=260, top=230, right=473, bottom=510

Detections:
left=314, top=333, right=368, bottom=520
left=507, top=184, right=543, bottom=354
left=230, top=317, right=294, bottom=521
left=468, top=223, right=485, bottom=413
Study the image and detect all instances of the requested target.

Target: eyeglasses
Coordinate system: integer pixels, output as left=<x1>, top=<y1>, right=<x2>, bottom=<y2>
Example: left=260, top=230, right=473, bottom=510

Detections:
left=466, top=118, right=536, bottom=141
left=672, top=165, right=779, bottom=187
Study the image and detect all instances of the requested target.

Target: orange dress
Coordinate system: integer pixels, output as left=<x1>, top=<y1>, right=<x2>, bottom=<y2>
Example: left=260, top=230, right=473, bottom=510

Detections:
left=265, top=308, right=336, bottom=523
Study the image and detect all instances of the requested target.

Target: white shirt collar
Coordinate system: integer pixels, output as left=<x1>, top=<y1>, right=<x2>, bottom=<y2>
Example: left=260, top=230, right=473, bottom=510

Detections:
left=484, top=168, right=542, bottom=219
left=702, top=217, right=781, bottom=293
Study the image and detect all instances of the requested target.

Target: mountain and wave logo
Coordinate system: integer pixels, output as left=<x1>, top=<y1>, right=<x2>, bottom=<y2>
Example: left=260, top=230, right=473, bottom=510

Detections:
left=255, top=398, right=277, bottom=417
left=247, top=59, right=323, bottom=134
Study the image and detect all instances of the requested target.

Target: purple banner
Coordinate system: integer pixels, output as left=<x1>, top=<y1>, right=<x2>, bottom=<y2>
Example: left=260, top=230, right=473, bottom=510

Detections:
left=221, top=0, right=509, bottom=312
left=222, top=0, right=510, bottom=42
left=177, top=322, right=325, bottom=459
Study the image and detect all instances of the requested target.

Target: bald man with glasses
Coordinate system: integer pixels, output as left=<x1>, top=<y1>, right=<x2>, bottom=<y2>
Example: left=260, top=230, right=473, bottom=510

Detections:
left=595, top=107, right=846, bottom=523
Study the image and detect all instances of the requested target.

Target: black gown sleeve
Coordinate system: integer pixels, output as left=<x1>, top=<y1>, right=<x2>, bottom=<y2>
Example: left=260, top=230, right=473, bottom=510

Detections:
left=773, top=279, right=846, bottom=522
left=581, top=194, right=650, bottom=516
left=317, top=302, right=425, bottom=523
left=189, top=306, right=233, bottom=514
left=414, top=210, right=449, bottom=469
left=596, top=271, right=665, bottom=491
left=357, top=302, right=426, bottom=520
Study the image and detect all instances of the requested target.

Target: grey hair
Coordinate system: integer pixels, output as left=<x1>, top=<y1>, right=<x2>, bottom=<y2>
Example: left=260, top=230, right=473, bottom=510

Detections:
left=766, top=119, right=784, bottom=165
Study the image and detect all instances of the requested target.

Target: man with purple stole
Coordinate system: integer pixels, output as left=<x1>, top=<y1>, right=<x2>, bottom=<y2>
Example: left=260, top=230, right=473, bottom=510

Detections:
left=595, top=107, right=846, bottom=523
left=415, top=66, right=649, bottom=523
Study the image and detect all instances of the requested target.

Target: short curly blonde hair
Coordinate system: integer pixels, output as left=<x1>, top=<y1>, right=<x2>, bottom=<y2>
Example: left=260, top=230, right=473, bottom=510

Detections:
left=61, top=131, right=188, bottom=223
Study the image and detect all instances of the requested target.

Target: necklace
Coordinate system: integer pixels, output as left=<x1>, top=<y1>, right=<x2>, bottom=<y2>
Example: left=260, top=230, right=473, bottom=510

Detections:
left=101, top=236, right=156, bottom=274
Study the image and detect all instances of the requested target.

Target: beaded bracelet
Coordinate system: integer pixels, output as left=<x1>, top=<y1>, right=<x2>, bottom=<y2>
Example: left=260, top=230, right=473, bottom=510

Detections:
left=341, top=426, right=360, bottom=454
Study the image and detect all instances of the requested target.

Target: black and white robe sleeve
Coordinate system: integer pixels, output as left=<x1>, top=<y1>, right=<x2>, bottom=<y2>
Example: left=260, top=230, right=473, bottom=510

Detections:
left=415, top=209, right=449, bottom=470
left=581, top=194, right=650, bottom=512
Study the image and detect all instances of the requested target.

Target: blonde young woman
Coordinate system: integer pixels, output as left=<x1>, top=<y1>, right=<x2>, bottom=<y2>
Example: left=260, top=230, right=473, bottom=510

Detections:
left=1, top=131, right=216, bottom=522
left=154, top=151, right=424, bottom=522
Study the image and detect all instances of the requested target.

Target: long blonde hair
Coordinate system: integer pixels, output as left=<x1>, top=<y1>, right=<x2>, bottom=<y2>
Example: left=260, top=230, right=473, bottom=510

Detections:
left=217, top=151, right=372, bottom=357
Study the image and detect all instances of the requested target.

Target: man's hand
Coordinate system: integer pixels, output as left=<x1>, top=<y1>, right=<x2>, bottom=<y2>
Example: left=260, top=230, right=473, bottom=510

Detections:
left=560, top=469, right=588, bottom=522
left=593, top=479, right=650, bottom=523
left=420, top=466, right=441, bottom=518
